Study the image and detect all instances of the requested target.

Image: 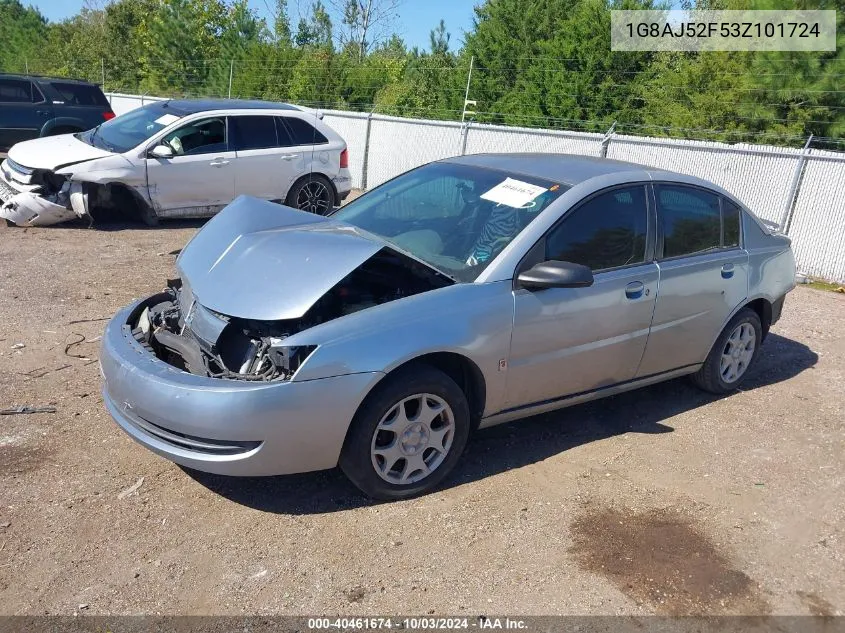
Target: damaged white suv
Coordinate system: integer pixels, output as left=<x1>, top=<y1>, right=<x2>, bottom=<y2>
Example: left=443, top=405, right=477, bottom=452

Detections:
left=0, top=99, right=351, bottom=226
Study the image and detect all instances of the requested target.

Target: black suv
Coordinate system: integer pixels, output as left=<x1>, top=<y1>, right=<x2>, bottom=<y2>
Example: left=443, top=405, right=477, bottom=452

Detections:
left=0, top=74, right=115, bottom=152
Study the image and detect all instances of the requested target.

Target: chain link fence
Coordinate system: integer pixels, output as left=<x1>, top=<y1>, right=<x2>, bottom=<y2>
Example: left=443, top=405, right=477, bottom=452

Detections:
left=100, top=91, right=845, bottom=282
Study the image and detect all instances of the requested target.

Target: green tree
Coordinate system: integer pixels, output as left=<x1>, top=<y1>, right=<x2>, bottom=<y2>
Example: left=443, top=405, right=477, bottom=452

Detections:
left=273, top=0, right=291, bottom=43
left=0, top=0, right=48, bottom=73
left=295, top=1, right=333, bottom=47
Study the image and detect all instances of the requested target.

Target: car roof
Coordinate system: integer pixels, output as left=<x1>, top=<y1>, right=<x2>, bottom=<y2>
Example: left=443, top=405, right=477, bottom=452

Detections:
left=160, top=98, right=302, bottom=114
left=444, top=153, right=675, bottom=187
left=0, top=73, right=99, bottom=86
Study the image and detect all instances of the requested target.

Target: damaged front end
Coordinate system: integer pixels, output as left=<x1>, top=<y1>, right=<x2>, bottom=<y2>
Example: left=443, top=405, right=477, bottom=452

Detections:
left=130, top=248, right=452, bottom=383
left=131, top=283, right=316, bottom=382
left=0, top=158, right=88, bottom=226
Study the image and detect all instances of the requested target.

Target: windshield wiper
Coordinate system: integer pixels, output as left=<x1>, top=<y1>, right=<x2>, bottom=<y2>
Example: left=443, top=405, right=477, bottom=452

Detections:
left=87, top=125, right=116, bottom=152
left=89, top=124, right=101, bottom=144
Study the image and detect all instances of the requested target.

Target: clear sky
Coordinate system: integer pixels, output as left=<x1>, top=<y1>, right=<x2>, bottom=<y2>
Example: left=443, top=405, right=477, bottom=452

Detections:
left=26, top=0, right=478, bottom=52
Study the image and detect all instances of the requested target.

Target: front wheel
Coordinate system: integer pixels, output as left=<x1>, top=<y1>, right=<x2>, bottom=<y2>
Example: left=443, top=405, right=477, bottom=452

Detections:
left=285, top=174, right=335, bottom=215
left=339, top=365, right=471, bottom=500
left=691, top=308, right=762, bottom=394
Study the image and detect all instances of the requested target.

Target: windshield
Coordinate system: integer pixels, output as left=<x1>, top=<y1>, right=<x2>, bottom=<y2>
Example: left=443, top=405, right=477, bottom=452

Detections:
left=332, top=162, right=568, bottom=281
left=79, top=102, right=185, bottom=153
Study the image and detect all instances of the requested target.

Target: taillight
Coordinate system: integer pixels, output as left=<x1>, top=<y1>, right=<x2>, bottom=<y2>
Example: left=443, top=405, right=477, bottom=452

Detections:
left=103, top=111, right=116, bottom=120
left=340, top=148, right=349, bottom=169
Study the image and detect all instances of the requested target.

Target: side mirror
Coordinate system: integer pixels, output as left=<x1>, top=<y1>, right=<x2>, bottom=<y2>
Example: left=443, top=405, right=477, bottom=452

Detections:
left=517, top=260, right=594, bottom=290
left=149, top=144, right=173, bottom=159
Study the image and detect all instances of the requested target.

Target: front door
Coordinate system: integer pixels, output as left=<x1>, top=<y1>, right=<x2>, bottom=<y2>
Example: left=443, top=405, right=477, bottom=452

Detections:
left=145, top=116, right=235, bottom=216
left=506, top=184, right=658, bottom=408
left=637, top=184, right=749, bottom=376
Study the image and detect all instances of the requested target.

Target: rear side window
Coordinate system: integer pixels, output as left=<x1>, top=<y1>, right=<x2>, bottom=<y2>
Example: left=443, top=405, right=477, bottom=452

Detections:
left=230, top=115, right=277, bottom=151
left=281, top=116, right=328, bottom=145
left=49, top=82, right=108, bottom=106
left=546, top=185, right=649, bottom=271
left=722, top=199, right=741, bottom=248
left=0, top=78, right=40, bottom=103
left=656, top=185, right=721, bottom=258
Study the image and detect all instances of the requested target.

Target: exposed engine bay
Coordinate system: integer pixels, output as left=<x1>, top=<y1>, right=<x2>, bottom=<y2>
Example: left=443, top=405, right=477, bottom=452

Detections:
left=129, top=248, right=453, bottom=382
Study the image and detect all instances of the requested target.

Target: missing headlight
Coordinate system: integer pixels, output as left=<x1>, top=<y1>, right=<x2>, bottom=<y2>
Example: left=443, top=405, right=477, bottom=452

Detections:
left=128, top=288, right=317, bottom=382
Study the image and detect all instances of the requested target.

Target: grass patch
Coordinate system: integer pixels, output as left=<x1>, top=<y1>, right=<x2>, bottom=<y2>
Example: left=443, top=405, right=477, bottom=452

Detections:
left=805, top=279, right=844, bottom=293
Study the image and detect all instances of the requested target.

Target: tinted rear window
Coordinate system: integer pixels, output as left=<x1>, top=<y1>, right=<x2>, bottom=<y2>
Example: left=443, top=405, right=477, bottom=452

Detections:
left=282, top=116, right=328, bottom=145
left=722, top=199, right=741, bottom=248
left=656, top=185, right=721, bottom=258
left=49, top=82, right=109, bottom=107
left=230, top=115, right=277, bottom=151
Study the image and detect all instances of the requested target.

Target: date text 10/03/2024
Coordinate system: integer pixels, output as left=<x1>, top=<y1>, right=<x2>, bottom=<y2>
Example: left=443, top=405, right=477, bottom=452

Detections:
left=307, top=617, right=528, bottom=630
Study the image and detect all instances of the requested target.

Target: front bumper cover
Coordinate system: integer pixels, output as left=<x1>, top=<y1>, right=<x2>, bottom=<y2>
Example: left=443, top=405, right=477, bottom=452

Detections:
left=100, top=300, right=384, bottom=476
left=0, top=169, right=86, bottom=227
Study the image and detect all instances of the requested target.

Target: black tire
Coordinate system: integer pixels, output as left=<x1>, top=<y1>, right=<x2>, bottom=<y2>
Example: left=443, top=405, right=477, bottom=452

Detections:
left=285, top=174, right=335, bottom=215
left=339, top=364, right=471, bottom=500
left=691, top=308, right=762, bottom=394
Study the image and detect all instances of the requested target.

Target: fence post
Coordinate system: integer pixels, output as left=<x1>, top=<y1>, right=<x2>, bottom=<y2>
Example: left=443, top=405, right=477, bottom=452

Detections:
left=227, top=59, right=234, bottom=99
left=600, top=121, right=617, bottom=158
left=778, top=134, right=814, bottom=234
left=460, top=120, right=473, bottom=156
left=461, top=56, right=476, bottom=123
left=360, top=109, right=376, bottom=191
left=25, top=57, right=29, bottom=74
left=101, top=58, right=105, bottom=92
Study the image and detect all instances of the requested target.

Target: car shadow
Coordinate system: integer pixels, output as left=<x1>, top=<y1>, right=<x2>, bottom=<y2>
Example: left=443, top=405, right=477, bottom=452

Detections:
left=50, top=216, right=210, bottom=232
left=185, top=332, right=817, bottom=514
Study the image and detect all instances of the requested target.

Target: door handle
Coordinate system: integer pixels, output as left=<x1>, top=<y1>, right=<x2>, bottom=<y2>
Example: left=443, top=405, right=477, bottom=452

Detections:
left=209, top=158, right=229, bottom=167
left=625, top=281, right=645, bottom=299
left=281, top=154, right=300, bottom=161
left=721, top=263, right=735, bottom=279
left=36, top=110, right=49, bottom=116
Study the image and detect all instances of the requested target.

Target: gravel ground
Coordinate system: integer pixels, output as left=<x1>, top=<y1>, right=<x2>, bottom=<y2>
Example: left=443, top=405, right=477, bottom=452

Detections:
left=0, top=216, right=842, bottom=616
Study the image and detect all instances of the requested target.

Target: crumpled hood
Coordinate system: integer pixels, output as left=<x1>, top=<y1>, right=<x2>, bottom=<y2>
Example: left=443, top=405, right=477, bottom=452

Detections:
left=178, top=196, right=388, bottom=321
left=8, top=133, right=114, bottom=171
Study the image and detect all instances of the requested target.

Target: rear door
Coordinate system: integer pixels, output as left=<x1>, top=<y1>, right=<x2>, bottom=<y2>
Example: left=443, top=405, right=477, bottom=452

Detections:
left=0, top=78, right=51, bottom=149
left=45, top=81, right=112, bottom=131
left=275, top=114, right=329, bottom=198
left=229, top=114, right=288, bottom=201
left=506, top=184, right=658, bottom=408
left=636, top=183, right=748, bottom=376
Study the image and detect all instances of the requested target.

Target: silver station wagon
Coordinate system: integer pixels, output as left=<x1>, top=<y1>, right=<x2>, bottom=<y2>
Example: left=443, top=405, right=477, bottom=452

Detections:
left=100, top=154, right=796, bottom=499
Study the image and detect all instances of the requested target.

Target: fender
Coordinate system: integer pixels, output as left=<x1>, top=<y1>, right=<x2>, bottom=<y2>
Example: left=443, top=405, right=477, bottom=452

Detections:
left=40, top=117, right=86, bottom=137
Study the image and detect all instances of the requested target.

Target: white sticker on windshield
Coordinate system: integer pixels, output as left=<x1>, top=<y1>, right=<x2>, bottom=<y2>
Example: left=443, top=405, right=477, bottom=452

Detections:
left=154, top=114, right=180, bottom=126
left=480, top=178, right=548, bottom=208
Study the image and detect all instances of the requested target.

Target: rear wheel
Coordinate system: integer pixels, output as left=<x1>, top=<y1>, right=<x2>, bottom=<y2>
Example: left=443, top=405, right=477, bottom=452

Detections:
left=691, top=308, right=762, bottom=394
left=285, top=174, right=335, bottom=215
left=339, top=365, right=470, bottom=500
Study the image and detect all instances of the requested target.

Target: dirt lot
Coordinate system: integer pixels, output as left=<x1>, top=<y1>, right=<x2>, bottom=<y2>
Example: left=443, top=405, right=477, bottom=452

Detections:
left=0, top=217, right=842, bottom=616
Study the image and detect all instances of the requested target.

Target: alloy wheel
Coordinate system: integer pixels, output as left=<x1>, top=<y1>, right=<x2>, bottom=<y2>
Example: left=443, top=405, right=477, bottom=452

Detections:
left=370, top=393, right=455, bottom=485
left=720, top=322, right=756, bottom=383
left=296, top=180, right=331, bottom=214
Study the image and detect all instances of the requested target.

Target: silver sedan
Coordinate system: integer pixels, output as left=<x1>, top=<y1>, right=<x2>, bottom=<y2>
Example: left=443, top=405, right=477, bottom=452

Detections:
left=100, top=154, right=796, bottom=499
